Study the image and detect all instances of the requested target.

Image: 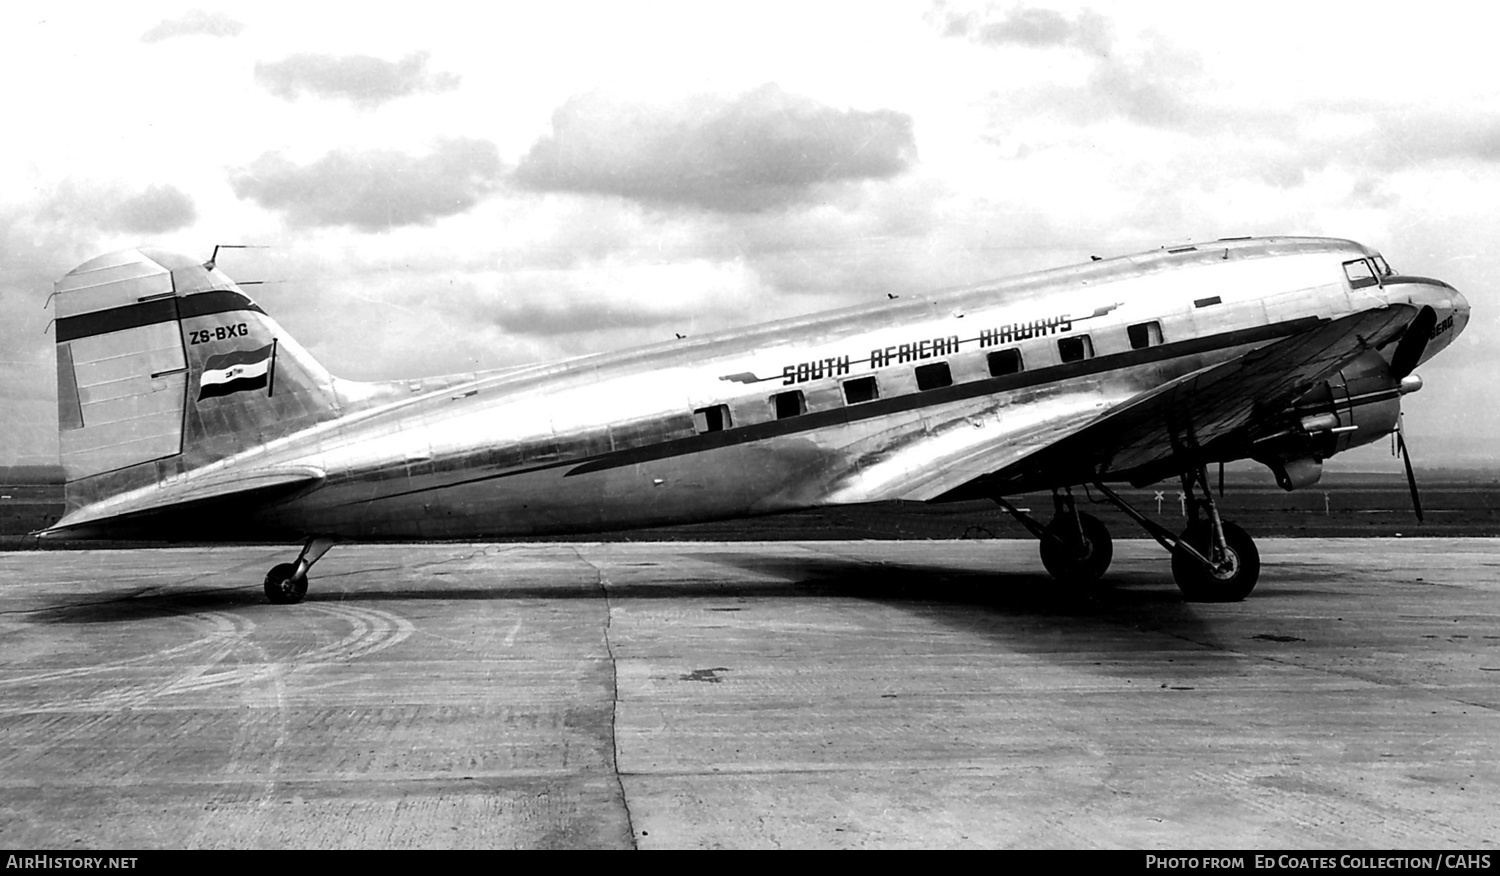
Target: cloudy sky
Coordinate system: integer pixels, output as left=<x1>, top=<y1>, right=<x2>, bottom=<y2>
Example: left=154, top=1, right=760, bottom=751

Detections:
left=2, top=2, right=1495, bottom=471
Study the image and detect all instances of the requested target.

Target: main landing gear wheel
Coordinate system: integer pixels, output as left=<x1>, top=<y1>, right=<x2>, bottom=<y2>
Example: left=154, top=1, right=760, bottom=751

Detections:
left=263, top=563, right=308, bottom=605
left=1171, top=521, right=1260, bottom=602
left=1039, top=511, right=1114, bottom=587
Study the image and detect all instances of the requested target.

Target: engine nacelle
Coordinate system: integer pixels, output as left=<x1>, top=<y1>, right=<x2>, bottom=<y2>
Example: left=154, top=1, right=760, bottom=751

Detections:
left=1268, top=456, right=1324, bottom=491
left=1254, top=351, right=1414, bottom=490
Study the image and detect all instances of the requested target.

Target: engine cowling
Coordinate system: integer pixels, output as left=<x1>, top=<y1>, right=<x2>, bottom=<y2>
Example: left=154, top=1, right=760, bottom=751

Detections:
left=1254, top=351, right=1416, bottom=490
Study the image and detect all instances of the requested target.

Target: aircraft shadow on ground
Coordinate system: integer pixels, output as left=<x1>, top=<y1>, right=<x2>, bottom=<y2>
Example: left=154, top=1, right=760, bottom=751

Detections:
left=32, top=551, right=1225, bottom=651
left=30, top=586, right=268, bottom=625
left=688, top=552, right=1226, bottom=644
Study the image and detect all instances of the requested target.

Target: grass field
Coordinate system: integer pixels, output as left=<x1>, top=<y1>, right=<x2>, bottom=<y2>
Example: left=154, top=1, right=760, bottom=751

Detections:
left=5, top=465, right=1498, bottom=549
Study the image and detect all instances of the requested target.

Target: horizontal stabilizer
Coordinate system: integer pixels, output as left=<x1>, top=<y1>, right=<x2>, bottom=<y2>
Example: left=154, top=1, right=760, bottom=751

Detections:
left=39, top=465, right=325, bottom=539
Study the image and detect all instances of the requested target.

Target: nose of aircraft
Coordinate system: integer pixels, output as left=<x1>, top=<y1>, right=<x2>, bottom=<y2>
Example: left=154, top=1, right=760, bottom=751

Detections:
left=1406, top=277, right=1470, bottom=365
left=1450, top=285, right=1471, bottom=339
left=1384, top=275, right=1469, bottom=372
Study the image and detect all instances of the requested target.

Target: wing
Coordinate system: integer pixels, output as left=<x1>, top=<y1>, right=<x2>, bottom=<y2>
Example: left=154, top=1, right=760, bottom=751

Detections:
left=827, top=305, right=1419, bottom=504
left=820, top=388, right=1128, bottom=504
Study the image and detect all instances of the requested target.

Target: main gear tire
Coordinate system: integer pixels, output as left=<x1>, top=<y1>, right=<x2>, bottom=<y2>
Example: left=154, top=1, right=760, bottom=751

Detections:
left=1039, top=512, right=1114, bottom=587
left=1171, top=521, right=1260, bottom=602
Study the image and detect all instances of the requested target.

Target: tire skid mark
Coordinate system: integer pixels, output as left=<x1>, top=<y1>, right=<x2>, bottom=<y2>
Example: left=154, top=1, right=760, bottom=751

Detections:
left=0, top=611, right=256, bottom=715
left=195, top=629, right=289, bottom=844
left=0, top=605, right=413, bottom=713
left=165, top=604, right=414, bottom=696
left=0, top=610, right=256, bottom=774
left=0, top=610, right=248, bottom=688
left=317, top=604, right=414, bottom=661
left=186, top=604, right=413, bottom=843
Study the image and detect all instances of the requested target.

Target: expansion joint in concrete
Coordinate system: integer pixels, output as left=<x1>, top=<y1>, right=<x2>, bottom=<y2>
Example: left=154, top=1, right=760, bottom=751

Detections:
left=571, top=546, right=638, bottom=850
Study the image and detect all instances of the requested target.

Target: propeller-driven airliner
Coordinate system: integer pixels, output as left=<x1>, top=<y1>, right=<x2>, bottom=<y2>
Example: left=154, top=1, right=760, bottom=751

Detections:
left=39, top=237, right=1469, bottom=604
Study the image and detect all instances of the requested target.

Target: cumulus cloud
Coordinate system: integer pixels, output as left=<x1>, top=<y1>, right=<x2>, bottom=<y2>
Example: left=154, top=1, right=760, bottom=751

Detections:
left=255, top=52, right=461, bottom=109
left=486, top=296, right=682, bottom=338
left=1369, top=111, right=1500, bottom=169
left=946, top=5, right=1109, bottom=53
left=37, top=181, right=197, bottom=234
left=101, top=184, right=197, bottom=233
left=945, top=7, right=1198, bottom=129
left=229, top=139, right=504, bottom=230
left=513, top=84, right=917, bottom=212
left=450, top=258, right=764, bottom=342
left=1084, top=38, right=1200, bottom=129
left=1173, top=105, right=1500, bottom=183
left=140, top=10, right=244, bottom=43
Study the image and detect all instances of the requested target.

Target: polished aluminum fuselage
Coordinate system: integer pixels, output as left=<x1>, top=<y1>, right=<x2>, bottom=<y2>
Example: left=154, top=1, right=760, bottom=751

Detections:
left=54, top=237, right=1471, bottom=541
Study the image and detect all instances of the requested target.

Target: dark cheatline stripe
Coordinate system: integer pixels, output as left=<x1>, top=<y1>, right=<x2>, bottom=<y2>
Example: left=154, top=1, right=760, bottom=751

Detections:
left=562, top=316, right=1324, bottom=476
left=55, top=298, right=179, bottom=343
left=179, top=290, right=266, bottom=319
left=363, top=315, right=1325, bottom=505
left=203, top=343, right=274, bottom=371
left=198, top=373, right=268, bottom=401
left=55, top=290, right=266, bottom=343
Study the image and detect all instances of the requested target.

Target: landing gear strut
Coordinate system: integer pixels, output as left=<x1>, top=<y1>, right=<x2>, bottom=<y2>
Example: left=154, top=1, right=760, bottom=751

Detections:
left=1093, top=465, right=1260, bottom=602
left=264, top=536, right=338, bottom=605
left=1168, top=465, right=1259, bottom=601
left=995, top=487, right=1113, bottom=587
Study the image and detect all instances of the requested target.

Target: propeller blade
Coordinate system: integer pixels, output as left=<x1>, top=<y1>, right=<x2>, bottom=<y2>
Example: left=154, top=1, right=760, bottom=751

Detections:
left=1396, top=421, right=1424, bottom=523
left=1390, top=305, right=1437, bottom=380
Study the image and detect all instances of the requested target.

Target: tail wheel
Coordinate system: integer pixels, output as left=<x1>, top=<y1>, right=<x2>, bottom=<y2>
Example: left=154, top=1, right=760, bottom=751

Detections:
left=1171, top=521, right=1260, bottom=602
left=264, top=562, right=308, bottom=605
left=1039, top=512, right=1114, bottom=586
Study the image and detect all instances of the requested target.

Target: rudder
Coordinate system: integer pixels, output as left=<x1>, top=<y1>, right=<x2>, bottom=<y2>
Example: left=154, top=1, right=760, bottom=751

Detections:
left=52, top=248, right=348, bottom=514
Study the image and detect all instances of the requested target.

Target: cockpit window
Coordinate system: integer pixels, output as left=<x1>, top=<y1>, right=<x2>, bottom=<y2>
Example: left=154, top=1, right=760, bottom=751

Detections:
left=1343, top=258, right=1379, bottom=289
left=1372, top=254, right=1393, bottom=277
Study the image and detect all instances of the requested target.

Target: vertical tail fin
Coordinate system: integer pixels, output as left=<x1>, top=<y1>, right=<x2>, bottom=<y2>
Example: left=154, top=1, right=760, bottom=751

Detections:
left=52, top=248, right=346, bottom=513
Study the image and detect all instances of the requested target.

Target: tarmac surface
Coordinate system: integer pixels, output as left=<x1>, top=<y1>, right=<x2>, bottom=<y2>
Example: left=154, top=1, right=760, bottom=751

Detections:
left=1, top=538, right=1498, bottom=850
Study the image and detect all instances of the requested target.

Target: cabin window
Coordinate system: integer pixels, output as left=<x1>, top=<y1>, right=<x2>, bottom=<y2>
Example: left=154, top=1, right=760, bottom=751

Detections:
left=1127, top=321, right=1163, bottom=350
left=842, top=376, right=879, bottom=404
left=1194, top=296, right=1221, bottom=308
left=771, top=390, right=806, bottom=419
left=1343, top=258, right=1379, bottom=289
left=987, top=348, right=1023, bottom=376
left=693, top=404, right=731, bottom=434
left=914, top=362, right=952, bottom=390
left=1058, top=334, right=1094, bottom=363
